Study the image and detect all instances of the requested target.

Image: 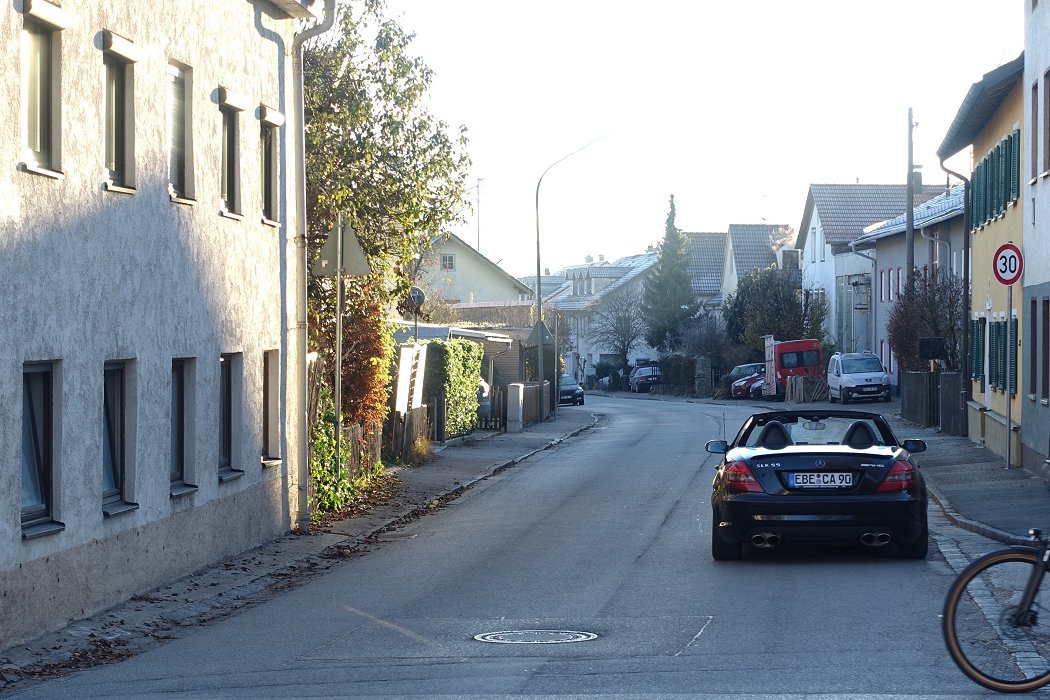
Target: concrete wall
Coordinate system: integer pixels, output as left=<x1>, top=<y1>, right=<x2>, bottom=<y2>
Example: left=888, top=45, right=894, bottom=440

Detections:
left=1, top=0, right=305, bottom=650
left=1023, top=3, right=1050, bottom=473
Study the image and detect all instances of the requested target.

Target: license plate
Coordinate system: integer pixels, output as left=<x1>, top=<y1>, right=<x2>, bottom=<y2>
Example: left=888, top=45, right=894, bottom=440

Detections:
left=861, top=386, right=878, bottom=392
left=790, top=472, right=852, bottom=488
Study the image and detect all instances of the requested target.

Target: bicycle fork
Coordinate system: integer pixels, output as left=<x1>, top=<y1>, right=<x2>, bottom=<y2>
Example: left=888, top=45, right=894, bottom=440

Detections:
left=1011, top=529, right=1050, bottom=628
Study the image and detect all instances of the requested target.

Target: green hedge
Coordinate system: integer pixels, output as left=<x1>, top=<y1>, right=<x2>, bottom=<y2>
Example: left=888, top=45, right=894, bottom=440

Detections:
left=423, top=338, right=484, bottom=436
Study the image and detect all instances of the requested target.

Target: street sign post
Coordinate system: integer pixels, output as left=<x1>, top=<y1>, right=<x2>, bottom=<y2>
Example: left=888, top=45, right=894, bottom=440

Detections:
left=993, top=242, right=1024, bottom=469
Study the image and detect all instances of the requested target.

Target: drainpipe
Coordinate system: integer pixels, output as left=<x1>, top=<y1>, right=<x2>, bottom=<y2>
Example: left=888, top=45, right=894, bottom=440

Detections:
left=848, top=240, right=877, bottom=354
left=919, top=226, right=952, bottom=278
left=292, top=0, right=338, bottom=532
left=940, top=158, right=971, bottom=438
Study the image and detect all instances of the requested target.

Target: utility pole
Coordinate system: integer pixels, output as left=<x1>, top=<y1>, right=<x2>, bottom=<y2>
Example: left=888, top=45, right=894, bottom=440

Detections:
left=476, top=177, right=482, bottom=252
left=906, top=107, right=916, bottom=289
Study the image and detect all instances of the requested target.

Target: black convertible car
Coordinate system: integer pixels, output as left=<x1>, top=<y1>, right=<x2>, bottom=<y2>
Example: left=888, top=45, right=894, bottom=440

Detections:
left=705, top=410, right=928, bottom=560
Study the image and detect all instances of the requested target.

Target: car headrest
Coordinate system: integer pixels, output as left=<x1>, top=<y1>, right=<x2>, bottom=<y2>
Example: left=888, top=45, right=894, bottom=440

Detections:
left=755, top=420, right=792, bottom=450
left=843, top=421, right=878, bottom=450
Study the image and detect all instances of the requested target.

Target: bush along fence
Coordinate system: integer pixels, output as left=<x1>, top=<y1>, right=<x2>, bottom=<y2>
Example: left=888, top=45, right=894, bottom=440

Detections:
left=422, top=338, right=484, bottom=441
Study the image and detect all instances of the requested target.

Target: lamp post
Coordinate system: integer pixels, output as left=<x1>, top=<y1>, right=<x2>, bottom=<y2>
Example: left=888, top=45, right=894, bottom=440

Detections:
left=535, top=139, right=599, bottom=415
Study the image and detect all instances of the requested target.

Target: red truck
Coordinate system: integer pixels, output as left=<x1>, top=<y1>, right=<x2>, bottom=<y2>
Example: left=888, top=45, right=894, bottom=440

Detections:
left=763, top=338, right=823, bottom=398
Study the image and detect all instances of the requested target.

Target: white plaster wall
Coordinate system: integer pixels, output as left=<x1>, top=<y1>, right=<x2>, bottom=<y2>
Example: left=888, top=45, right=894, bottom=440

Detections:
left=1028, top=5, right=1050, bottom=288
left=800, top=210, right=837, bottom=341
left=0, top=0, right=303, bottom=650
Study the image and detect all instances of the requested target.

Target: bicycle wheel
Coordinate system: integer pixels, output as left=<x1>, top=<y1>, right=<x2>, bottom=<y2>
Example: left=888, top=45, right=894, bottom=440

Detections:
left=943, top=548, right=1050, bottom=693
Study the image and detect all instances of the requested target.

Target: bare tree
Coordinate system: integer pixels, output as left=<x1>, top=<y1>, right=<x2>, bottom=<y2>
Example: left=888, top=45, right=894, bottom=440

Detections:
left=886, top=268, right=965, bottom=371
left=588, top=286, right=647, bottom=370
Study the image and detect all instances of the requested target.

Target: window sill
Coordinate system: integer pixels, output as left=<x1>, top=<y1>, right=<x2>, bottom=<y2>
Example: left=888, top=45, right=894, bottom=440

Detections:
left=1043, top=398, right=1049, bottom=406
left=22, top=520, right=65, bottom=540
left=102, top=501, right=140, bottom=518
left=104, top=181, right=137, bottom=195
left=219, top=208, right=244, bottom=221
left=19, top=162, right=65, bottom=180
left=1040, top=171, right=1050, bottom=180
left=261, top=457, right=282, bottom=469
left=261, top=216, right=280, bottom=228
left=170, top=193, right=197, bottom=207
left=218, top=467, right=245, bottom=483
left=170, top=482, right=199, bottom=499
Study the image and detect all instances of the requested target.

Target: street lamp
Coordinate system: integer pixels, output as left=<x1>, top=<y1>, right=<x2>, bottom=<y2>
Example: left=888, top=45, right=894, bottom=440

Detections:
left=535, top=139, right=599, bottom=415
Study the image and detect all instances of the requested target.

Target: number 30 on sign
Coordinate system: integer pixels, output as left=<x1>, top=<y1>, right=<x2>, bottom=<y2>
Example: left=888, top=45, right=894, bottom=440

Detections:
left=993, top=243, right=1024, bottom=286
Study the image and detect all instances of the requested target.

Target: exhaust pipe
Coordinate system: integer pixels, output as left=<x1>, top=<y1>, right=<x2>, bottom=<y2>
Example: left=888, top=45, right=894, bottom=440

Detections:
left=861, top=532, right=892, bottom=547
left=751, top=532, right=782, bottom=548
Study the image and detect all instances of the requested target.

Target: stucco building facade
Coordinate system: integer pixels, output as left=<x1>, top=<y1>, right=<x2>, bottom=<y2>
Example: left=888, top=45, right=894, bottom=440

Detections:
left=1, top=0, right=313, bottom=650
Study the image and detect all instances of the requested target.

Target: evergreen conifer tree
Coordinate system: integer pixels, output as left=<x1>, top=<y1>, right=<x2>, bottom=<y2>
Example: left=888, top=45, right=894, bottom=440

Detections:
left=641, top=195, right=699, bottom=350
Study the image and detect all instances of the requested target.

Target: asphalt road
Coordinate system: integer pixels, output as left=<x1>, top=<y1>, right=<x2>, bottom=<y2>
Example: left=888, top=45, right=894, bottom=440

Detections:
left=6, top=397, right=1008, bottom=698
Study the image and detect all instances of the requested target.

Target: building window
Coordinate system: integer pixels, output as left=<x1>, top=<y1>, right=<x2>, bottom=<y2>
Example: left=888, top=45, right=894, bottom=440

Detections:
left=168, top=63, right=194, bottom=200
left=102, top=32, right=138, bottom=190
left=440, top=254, right=456, bottom=272
left=888, top=268, right=895, bottom=302
left=1044, top=71, right=1050, bottom=175
left=262, top=350, right=280, bottom=462
left=260, top=106, right=283, bottom=225
left=1043, top=299, right=1049, bottom=401
left=23, top=363, right=61, bottom=537
left=897, top=267, right=904, bottom=296
left=1032, top=298, right=1039, bottom=396
left=220, top=107, right=240, bottom=215
left=20, top=15, right=64, bottom=175
left=103, top=361, right=138, bottom=516
left=879, top=269, right=885, bottom=302
left=218, top=87, right=249, bottom=217
left=819, top=230, right=825, bottom=262
left=810, top=228, right=816, bottom=262
left=219, top=353, right=244, bottom=480
left=1033, top=81, right=1041, bottom=180
left=171, top=358, right=198, bottom=496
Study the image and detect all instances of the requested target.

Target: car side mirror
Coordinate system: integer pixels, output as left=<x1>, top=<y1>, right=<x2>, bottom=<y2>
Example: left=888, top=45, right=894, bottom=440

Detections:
left=901, top=439, right=926, bottom=453
left=705, top=439, right=728, bottom=454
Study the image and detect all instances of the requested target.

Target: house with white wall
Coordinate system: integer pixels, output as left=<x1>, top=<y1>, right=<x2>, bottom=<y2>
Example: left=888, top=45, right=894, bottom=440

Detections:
left=1023, top=0, right=1050, bottom=476
left=795, top=183, right=946, bottom=352
left=851, top=185, right=967, bottom=392
left=418, top=233, right=534, bottom=305
left=1, top=0, right=312, bottom=651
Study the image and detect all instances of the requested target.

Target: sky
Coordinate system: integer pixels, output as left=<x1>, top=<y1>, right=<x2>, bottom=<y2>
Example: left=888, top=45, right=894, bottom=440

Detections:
left=382, top=1, right=1024, bottom=278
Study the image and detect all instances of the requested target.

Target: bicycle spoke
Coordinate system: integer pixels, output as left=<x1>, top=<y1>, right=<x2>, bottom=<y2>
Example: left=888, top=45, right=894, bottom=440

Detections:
left=948, top=553, right=1050, bottom=690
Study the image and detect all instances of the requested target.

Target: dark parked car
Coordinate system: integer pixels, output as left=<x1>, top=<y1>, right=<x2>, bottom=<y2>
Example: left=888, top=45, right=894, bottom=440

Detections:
left=704, top=410, right=928, bottom=561
left=730, top=366, right=765, bottom=398
left=629, top=366, right=662, bottom=393
left=558, top=374, right=585, bottom=405
left=725, top=362, right=765, bottom=381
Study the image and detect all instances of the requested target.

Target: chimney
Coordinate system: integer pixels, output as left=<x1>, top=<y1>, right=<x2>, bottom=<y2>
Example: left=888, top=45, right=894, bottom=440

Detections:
left=598, top=254, right=605, bottom=262
left=585, top=255, right=593, bottom=263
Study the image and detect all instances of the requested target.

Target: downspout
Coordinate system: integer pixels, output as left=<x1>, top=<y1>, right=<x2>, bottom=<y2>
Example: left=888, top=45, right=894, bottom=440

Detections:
left=293, top=0, right=338, bottom=532
left=848, top=240, right=877, bottom=354
left=920, top=226, right=952, bottom=277
left=940, top=159, right=971, bottom=438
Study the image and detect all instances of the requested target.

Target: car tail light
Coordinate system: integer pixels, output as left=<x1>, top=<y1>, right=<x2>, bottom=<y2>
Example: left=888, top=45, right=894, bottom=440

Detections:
left=876, top=461, right=915, bottom=492
left=724, top=462, right=763, bottom=493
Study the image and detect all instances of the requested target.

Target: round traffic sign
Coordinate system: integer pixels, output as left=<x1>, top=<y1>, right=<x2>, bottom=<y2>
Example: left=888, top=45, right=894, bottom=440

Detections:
left=993, top=243, right=1024, bottom=286
left=408, top=286, right=426, bottom=310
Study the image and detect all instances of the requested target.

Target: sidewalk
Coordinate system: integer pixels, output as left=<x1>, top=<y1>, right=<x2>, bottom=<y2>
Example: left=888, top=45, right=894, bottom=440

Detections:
left=3, top=394, right=1047, bottom=689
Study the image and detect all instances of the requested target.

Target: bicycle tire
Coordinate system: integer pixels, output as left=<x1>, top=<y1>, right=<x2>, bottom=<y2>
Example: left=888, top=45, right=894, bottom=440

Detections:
left=943, top=548, right=1050, bottom=693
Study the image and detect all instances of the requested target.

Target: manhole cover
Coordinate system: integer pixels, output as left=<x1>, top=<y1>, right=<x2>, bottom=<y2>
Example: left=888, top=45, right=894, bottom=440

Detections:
left=473, top=630, right=598, bottom=644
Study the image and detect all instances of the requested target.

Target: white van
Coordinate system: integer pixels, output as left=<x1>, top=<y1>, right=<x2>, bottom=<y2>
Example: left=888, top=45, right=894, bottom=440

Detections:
left=827, top=352, right=891, bottom=403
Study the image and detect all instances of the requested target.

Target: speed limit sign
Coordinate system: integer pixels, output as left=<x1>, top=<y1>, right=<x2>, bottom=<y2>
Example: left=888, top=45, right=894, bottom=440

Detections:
left=993, top=243, right=1024, bottom=286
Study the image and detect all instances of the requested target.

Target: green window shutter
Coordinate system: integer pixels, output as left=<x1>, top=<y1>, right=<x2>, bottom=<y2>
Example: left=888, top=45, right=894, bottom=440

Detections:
left=974, top=160, right=982, bottom=225
left=1011, top=129, right=1021, bottom=202
left=1010, top=317, right=1018, bottom=395
left=970, top=319, right=980, bottom=378
left=974, top=321, right=982, bottom=379
left=996, top=144, right=1005, bottom=215
left=990, top=321, right=1000, bottom=389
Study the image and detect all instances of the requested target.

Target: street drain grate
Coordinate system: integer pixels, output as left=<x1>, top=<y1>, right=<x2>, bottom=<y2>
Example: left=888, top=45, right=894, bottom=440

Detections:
left=473, top=630, right=599, bottom=644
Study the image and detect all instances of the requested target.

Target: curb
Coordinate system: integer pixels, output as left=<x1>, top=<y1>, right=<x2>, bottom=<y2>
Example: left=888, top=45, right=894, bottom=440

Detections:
left=926, top=483, right=1031, bottom=547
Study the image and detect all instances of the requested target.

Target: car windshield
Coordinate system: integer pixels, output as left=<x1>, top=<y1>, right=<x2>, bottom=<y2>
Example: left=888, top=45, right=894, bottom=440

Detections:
left=559, top=376, right=577, bottom=387
left=842, top=357, right=884, bottom=373
left=740, top=415, right=890, bottom=448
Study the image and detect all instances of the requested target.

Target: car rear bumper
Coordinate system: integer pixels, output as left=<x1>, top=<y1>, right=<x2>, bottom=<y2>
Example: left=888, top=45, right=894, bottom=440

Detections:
left=713, top=495, right=926, bottom=546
